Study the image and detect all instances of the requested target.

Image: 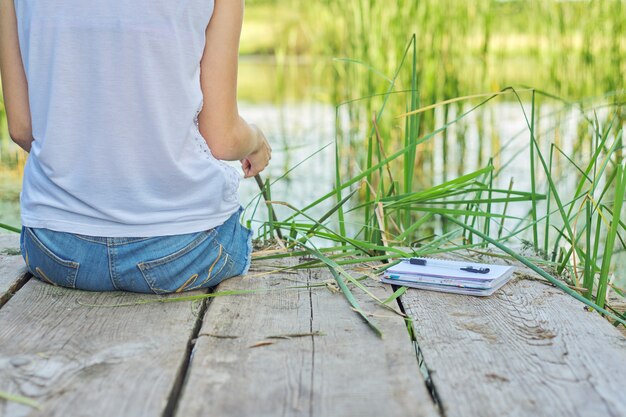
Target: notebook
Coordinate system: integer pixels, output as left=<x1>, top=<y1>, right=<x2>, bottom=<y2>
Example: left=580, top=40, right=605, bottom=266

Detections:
left=381, top=257, right=515, bottom=296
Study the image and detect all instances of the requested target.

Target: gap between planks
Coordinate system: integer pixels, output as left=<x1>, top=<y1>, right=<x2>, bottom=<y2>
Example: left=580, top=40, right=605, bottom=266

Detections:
left=391, top=287, right=444, bottom=416
left=0, top=234, right=31, bottom=308
left=0, top=279, right=208, bottom=417
left=400, top=268, right=626, bottom=417
left=174, top=257, right=438, bottom=417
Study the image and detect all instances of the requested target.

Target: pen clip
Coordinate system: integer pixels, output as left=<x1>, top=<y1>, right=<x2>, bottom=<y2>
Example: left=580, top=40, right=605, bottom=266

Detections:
left=460, top=266, right=490, bottom=274
left=406, top=258, right=490, bottom=274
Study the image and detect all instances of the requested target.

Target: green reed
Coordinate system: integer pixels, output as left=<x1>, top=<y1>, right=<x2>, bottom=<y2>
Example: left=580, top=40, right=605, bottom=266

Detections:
left=1, top=1, right=625, bottom=334
left=237, top=28, right=626, bottom=329
left=277, top=0, right=625, bottom=107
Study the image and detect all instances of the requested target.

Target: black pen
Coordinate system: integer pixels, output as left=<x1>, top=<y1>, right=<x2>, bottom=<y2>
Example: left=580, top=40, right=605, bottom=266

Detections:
left=403, top=257, right=490, bottom=274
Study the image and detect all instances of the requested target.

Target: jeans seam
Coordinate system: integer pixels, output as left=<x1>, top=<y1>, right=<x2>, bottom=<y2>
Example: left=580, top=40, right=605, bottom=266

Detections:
left=190, top=245, right=232, bottom=290
left=25, top=227, right=79, bottom=269
left=213, top=235, right=238, bottom=272
left=138, top=229, right=215, bottom=269
left=137, top=231, right=219, bottom=294
left=23, top=227, right=80, bottom=288
left=69, top=263, right=79, bottom=288
left=107, top=243, right=121, bottom=291
left=73, top=234, right=107, bottom=244
left=241, top=227, right=253, bottom=276
left=109, top=237, right=153, bottom=246
left=139, top=268, right=166, bottom=294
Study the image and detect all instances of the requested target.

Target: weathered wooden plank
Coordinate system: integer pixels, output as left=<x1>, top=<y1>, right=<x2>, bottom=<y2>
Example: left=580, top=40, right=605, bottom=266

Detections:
left=401, top=275, right=626, bottom=417
left=307, top=266, right=438, bottom=417
left=0, top=234, right=21, bottom=252
left=0, top=235, right=30, bottom=306
left=0, top=280, right=205, bottom=417
left=0, top=255, right=29, bottom=307
left=175, top=258, right=316, bottom=417
left=176, top=258, right=438, bottom=417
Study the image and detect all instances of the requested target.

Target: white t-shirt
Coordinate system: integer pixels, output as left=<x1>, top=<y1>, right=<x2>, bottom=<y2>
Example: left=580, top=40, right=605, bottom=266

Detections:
left=14, top=0, right=241, bottom=237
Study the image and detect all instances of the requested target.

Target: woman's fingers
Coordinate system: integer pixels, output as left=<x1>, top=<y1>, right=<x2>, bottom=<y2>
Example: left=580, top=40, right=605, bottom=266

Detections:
left=240, top=158, right=251, bottom=177
left=241, top=131, right=271, bottom=178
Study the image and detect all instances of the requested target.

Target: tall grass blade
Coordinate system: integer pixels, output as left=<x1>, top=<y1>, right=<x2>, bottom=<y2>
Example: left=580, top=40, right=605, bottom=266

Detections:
left=296, top=244, right=384, bottom=337
left=596, top=163, right=626, bottom=308
left=444, top=215, right=626, bottom=326
left=0, top=223, right=20, bottom=233
left=583, top=199, right=593, bottom=299
left=0, top=391, right=41, bottom=410
left=529, top=90, right=539, bottom=251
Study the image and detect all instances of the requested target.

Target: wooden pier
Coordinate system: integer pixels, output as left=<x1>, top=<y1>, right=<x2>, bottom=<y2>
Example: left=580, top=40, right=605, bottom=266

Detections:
left=1, top=234, right=625, bottom=417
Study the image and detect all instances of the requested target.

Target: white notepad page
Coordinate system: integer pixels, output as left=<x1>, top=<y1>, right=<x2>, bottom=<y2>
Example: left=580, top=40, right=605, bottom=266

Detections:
left=386, top=258, right=514, bottom=281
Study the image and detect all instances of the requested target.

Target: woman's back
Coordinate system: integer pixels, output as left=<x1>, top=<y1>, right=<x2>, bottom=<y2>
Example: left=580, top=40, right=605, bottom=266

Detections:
left=2, top=0, right=270, bottom=294
left=15, top=0, right=241, bottom=237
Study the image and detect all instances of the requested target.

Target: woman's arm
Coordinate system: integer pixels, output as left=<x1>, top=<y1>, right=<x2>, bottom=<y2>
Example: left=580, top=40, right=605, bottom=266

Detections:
left=197, top=0, right=270, bottom=177
left=0, top=0, right=33, bottom=152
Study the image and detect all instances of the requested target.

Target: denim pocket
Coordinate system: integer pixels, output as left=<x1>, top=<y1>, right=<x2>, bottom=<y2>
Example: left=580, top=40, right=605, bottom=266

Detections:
left=137, top=229, right=235, bottom=294
left=22, top=227, right=80, bottom=288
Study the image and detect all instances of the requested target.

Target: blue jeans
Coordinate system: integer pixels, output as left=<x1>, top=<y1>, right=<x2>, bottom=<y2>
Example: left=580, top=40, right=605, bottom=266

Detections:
left=19, top=207, right=252, bottom=294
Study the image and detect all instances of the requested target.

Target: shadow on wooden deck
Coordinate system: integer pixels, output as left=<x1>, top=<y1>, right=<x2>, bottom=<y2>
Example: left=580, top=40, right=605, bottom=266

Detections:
left=1, top=234, right=625, bottom=417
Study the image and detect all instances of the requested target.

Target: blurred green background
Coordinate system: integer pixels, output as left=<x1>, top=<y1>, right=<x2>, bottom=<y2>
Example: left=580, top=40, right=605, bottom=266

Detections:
left=1, top=0, right=625, bottom=228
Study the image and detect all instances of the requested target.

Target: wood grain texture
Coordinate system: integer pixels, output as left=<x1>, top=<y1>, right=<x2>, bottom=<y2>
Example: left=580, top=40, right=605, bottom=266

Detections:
left=307, top=266, right=437, bottom=417
left=0, top=234, right=21, bottom=252
left=401, top=274, right=626, bottom=417
left=175, top=258, right=314, bottom=417
left=0, top=280, right=205, bottom=417
left=176, top=259, right=437, bottom=417
left=0, top=252, right=30, bottom=307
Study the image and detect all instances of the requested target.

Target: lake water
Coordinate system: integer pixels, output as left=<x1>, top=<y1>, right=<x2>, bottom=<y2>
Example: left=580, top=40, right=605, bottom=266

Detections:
left=0, top=59, right=623, bottom=271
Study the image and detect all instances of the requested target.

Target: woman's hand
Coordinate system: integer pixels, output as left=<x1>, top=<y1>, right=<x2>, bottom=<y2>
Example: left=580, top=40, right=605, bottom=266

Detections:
left=240, top=125, right=271, bottom=178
